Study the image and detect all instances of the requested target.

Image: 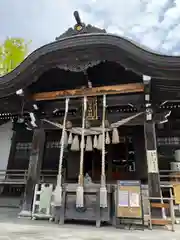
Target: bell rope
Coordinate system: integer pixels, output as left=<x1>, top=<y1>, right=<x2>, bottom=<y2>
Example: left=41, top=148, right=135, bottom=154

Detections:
left=54, top=98, right=69, bottom=206
left=76, top=96, right=87, bottom=207
left=100, top=95, right=108, bottom=208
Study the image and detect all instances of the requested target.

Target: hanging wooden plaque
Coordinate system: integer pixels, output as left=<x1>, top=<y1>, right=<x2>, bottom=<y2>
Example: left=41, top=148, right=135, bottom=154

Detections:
left=87, top=97, right=98, bottom=120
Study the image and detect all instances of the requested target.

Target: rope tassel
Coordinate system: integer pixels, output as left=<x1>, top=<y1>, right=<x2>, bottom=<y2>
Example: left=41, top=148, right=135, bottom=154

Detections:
left=86, top=136, right=93, bottom=151
left=100, top=176, right=107, bottom=208
left=54, top=98, right=69, bottom=206
left=76, top=185, right=84, bottom=208
left=68, top=132, right=73, bottom=145
left=76, top=96, right=87, bottom=208
left=100, top=95, right=108, bottom=208
left=112, top=128, right=119, bottom=144
left=71, top=135, right=80, bottom=151
left=97, top=134, right=103, bottom=150
left=105, top=131, right=111, bottom=145
left=54, top=176, right=63, bottom=206
left=93, top=135, right=98, bottom=149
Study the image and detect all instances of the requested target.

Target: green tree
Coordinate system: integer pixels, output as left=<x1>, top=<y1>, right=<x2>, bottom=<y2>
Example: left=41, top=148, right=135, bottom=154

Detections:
left=0, top=38, right=30, bottom=76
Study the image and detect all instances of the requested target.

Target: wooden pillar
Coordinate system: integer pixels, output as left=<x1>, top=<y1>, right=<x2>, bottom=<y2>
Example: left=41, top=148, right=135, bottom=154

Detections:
left=144, top=121, right=161, bottom=197
left=19, top=128, right=45, bottom=216
left=133, top=126, right=147, bottom=181
left=143, top=75, right=161, bottom=198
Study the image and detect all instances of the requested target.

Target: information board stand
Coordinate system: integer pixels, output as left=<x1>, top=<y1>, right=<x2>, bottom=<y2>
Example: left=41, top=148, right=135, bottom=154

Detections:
left=115, top=180, right=144, bottom=230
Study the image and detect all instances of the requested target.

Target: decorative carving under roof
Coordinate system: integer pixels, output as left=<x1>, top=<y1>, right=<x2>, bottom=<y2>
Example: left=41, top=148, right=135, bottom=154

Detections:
left=56, top=11, right=106, bottom=40
left=57, top=60, right=103, bottom=72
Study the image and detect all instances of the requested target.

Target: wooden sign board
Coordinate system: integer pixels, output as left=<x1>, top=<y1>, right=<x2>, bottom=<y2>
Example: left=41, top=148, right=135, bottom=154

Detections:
left=32, top=83, right=144, bottom=101
left=173, top=184, right=180, bottom=204
left=116, top=180, right=142, bottom=219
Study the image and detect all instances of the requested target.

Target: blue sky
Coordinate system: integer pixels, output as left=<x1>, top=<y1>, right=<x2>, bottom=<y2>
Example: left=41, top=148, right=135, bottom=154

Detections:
left=0, top=0, right=180, bottom=55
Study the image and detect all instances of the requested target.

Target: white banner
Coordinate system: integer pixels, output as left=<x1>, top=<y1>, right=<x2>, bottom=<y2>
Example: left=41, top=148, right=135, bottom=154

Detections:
left=147, top=150, right=159, bottom=173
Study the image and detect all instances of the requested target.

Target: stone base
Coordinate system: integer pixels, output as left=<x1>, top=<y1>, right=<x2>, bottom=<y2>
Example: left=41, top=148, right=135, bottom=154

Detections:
left=18, top=210, right=32, bottom=219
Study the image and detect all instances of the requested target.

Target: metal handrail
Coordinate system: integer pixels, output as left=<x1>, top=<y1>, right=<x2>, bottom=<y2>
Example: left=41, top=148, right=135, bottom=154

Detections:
left=160, top=174, right=180, bottom=178
left=0, top=169, right=57, bottom=173
left=0, top=169, right=58, bottom=184
left=160, top=170, right=180, bottom=173
left=160, top=170, right=180, bottom=184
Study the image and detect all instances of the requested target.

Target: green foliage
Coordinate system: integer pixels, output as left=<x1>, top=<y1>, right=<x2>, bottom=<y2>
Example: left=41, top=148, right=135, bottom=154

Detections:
left=0, top=38, right=31, bottom=76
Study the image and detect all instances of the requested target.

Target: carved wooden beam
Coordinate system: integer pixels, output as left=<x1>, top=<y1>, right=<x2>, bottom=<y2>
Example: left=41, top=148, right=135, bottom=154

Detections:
left=32, top=83, right=144, bottom=102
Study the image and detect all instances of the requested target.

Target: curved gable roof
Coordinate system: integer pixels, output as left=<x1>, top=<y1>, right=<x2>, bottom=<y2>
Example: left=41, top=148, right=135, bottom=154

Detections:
left=0, top=12, right=180, bottom=98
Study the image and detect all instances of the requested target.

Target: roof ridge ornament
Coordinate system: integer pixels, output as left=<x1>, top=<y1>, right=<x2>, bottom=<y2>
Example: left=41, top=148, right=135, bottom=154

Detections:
left=74, top=11, right=83, bottom=31
left=56, top=11, right=106, bottom=41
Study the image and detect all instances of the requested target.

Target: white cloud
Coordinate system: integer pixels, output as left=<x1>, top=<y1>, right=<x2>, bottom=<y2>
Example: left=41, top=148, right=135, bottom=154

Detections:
left=0, top=0, right=180, bottom=55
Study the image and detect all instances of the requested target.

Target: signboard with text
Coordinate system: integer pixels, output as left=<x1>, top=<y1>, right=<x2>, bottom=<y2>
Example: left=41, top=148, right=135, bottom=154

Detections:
left=116, top=180, right=143, bottom=219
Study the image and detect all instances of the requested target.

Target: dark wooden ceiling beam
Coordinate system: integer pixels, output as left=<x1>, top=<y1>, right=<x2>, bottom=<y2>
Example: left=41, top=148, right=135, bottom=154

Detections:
left=38, top=93, right=144, bottom=113
left=32, top=83, right=144, bottom=101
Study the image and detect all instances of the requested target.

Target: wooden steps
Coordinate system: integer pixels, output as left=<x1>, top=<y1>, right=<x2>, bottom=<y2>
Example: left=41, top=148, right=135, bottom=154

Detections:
left=151, top=219, right=172, bottom=225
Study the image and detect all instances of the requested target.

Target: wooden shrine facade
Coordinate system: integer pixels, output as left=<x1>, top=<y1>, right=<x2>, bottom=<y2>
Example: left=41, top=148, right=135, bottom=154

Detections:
left=0, top=12, right=180, bottom=215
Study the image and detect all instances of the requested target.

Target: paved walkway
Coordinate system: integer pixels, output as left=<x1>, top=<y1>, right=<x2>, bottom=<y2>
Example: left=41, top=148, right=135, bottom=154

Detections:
left=0, top=208, right=179, bottom=240
left=0, top=221, right=180, bottom=240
